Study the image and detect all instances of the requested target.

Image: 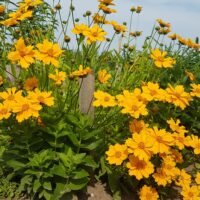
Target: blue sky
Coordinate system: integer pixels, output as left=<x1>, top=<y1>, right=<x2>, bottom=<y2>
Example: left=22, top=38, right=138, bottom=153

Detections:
left=57, top=0, right=200, bottom=40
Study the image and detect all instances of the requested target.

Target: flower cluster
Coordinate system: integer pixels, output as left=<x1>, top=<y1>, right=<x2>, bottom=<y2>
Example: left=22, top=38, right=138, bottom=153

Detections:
left=0, top=87, right=54, bottom=122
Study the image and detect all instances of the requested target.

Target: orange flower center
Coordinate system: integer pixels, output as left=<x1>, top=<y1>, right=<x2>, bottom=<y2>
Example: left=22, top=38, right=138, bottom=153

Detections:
left=115, top=151, right=122, bottom=158
left=156, top=136, right=163, bottom=143
left=104, top=96, right=110, bottom=102
left=0, top=108, right=8, bottom=115
left=38, top=96, right=45, bottom=104
left=138, top=142, right=145, bottom=149
left=157, top=56, right=164, bottom=62
left=7, top=94, right=15, bottom=101
left=135, top=160, right=145, bottom=169
left=22, top=103, right=30, bottom=112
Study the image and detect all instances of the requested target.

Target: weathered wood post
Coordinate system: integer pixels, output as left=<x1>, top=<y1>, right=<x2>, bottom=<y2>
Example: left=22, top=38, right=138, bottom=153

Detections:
left=79, top=71, right=95, bottom=119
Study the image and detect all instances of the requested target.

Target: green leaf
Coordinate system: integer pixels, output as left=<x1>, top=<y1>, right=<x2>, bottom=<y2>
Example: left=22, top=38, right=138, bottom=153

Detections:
left=72, top=169, right=89, bottom=179
left=7, top=160, right=26, bottom=171
left=67, top=133, right=79, bottom=147
left=33, top=179, right=41, bottom=193
left=51, top=183, right=71, bottom=200
left=51, top=164, right=67, bottom=178
left=68, top=177, right=89, bottom=190
left=43, top=181, right=52, bottom=191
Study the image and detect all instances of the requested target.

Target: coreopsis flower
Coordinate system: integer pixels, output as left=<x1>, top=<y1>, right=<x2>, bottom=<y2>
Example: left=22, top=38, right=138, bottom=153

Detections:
left=98, top=3, right=116, bottom=14
left=168, top=33, right=177, bottom=40
left=19, top=0, right=43, bottom=10
left=170, top=149, right=183, bottom=163
left=93, top=13, right=109, bottom=24
left=35, top=39, right=63, bottom=67
left=93, top=90, right=116, bottom=107
left=161, top=156, right=180, bottom=178
left=109, top=21, right=126, bottom=33
left=126, top=132, right=153, bottom=161
left=153, top=167, right=172, bottom=186
left=172, top=132, right=187, bottom=150
left=84, top=24, right=107, bottom=44
left=98, top=0, right=115, bottom=6
left=141, top=82, right=167, bottom=101
left=165, top=84, right=191, bottom=110
left=69, top=65, right=92, bottom=78
left=190, top=84, right=200, bottom=98
left=188, top=135, right=200, bottom=155
left=0, top=103, right=11, bottom=120
left=139, top=185, right=159, bottom=200
left=181, top=186, right=200, bottom=200
left=106, top=144, right=128, bottom=165
left=126, top=155, right=154, bottom=180
left=185, top=70, right=195, bottom=81
left=49, top=69, right=66, bottom=85
left=129, top=119, right=149, bottom=134
left=28, top=89, right=54, bottom=107
left=150, top=49, right=175, bottom=68
left=2, top=7, right=32, bottom=26
left=156, top=19, right=171, bottom=28
left=177, top=35, right=188, bottom=46
left=8, top=38, right=35, bottom=69
left=167, top=118, right=188, bottom=134
left=195, top=173, right=200, bottom=185
left=0, top=76, right=3, bottom=86
left=98, top=69, right=111, bottom=84
left=12, top=96, right=42, bottom=122
left=158, top=27, right=171, bottom=35
left=0, top=87, right=22, bottom=104
left=175, top=169, right=191, bottom=188
left=24, top=77, right=38, bottom=91
left=72, top=23, right=89, bottom=35
left=0, top=5, right=5, bottom=14
left=120, top=99, right=148, bottom=118
left=149, top=127, right=173, bottom=154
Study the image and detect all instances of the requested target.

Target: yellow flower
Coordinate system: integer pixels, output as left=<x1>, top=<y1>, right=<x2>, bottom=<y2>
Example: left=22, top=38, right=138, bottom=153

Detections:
left=98, top=69, right=111, bottom=84
left=98, top=0, right=115, bottom=6
left=129, top=119, right=149, bottom=134
left=141, top=82, right=167, bottom=101
left=175, top=169, right=191, bottom=188
left=84, top=24, right=107, bottom=44
left=149, top=127, right=173, bottom=154
left=190, top=84, right=200, bottom=98
left=153, top=167, right=172, bottom=186
left=126, top=131, right=153, bottom=161
left=109, top=21, right=126, bottom=33
left=181, top=186, right=200, bottom=200
left=93, top=90, right=116, bottom=107
left=28, top=89, right=54, bottom=107
left=92, top=13, right=109, bottom=24
left=0, top=5, right=5, bottom=14
left=156, top=19, right=171, bottom=28
left=0, top=103, right=11, bottom=120
left=8, top=38, right=35, bottom=69
left=172, top=132, right=187, bottom=150
left=195, top=173, right=200, bottom=185
left=167, top=118, right=188, bottom=134
left=185, top=70, right=195, bottom=81
left=120, top=99, right=148, bottom=118
left=106, top=144, right=128, bottom=165
left=139, top=185, right=159, bottom=200
left=72, top=23, right=89, bottom=35
left=12, top=96, right=42, bottom=122
left=170, top=149, right=183, bottom=163
left=69, top=65, right=92, bottom=78
left=168, top=33, right=177, bottom=40
left=151, top=49, right=175, bottom=68
left=126, top=155, right=154, bottom=180
left=188, top=135, right=200, bottom=154
left=19, top=0, right=43, bottom=10
left=35, top=39, right=63, bottom=67
left=98, top=3, right=116, bottom=14
left=165, top=84, right=191, bottom=110
left=0, top=87, right=22, bottom=104
left=0, top=76, right=3, bottom=86
left=24, top=77, right=38, bottom=91
left=49, top=69, right=66, bottom=85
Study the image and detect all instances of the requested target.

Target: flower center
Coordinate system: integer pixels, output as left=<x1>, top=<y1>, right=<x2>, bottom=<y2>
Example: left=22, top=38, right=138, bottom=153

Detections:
left=7, top=94, right=15, bottom=101
left=104, top=96, right=110, bottom=102
left=38, top=96, right=45, bottom=103
left=0, top=108, right=8, bottom=115
left=156, top=136, right=163, bottom=143
left=115, top=151, right=121, bottom=158
left=138, top=142, right=145, bottom=149
left=22, top=103, right=30, bottom=112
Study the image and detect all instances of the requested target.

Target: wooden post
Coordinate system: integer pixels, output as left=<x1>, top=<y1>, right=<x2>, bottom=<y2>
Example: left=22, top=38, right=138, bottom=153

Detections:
left=79, top=72, right=95, bottom=119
